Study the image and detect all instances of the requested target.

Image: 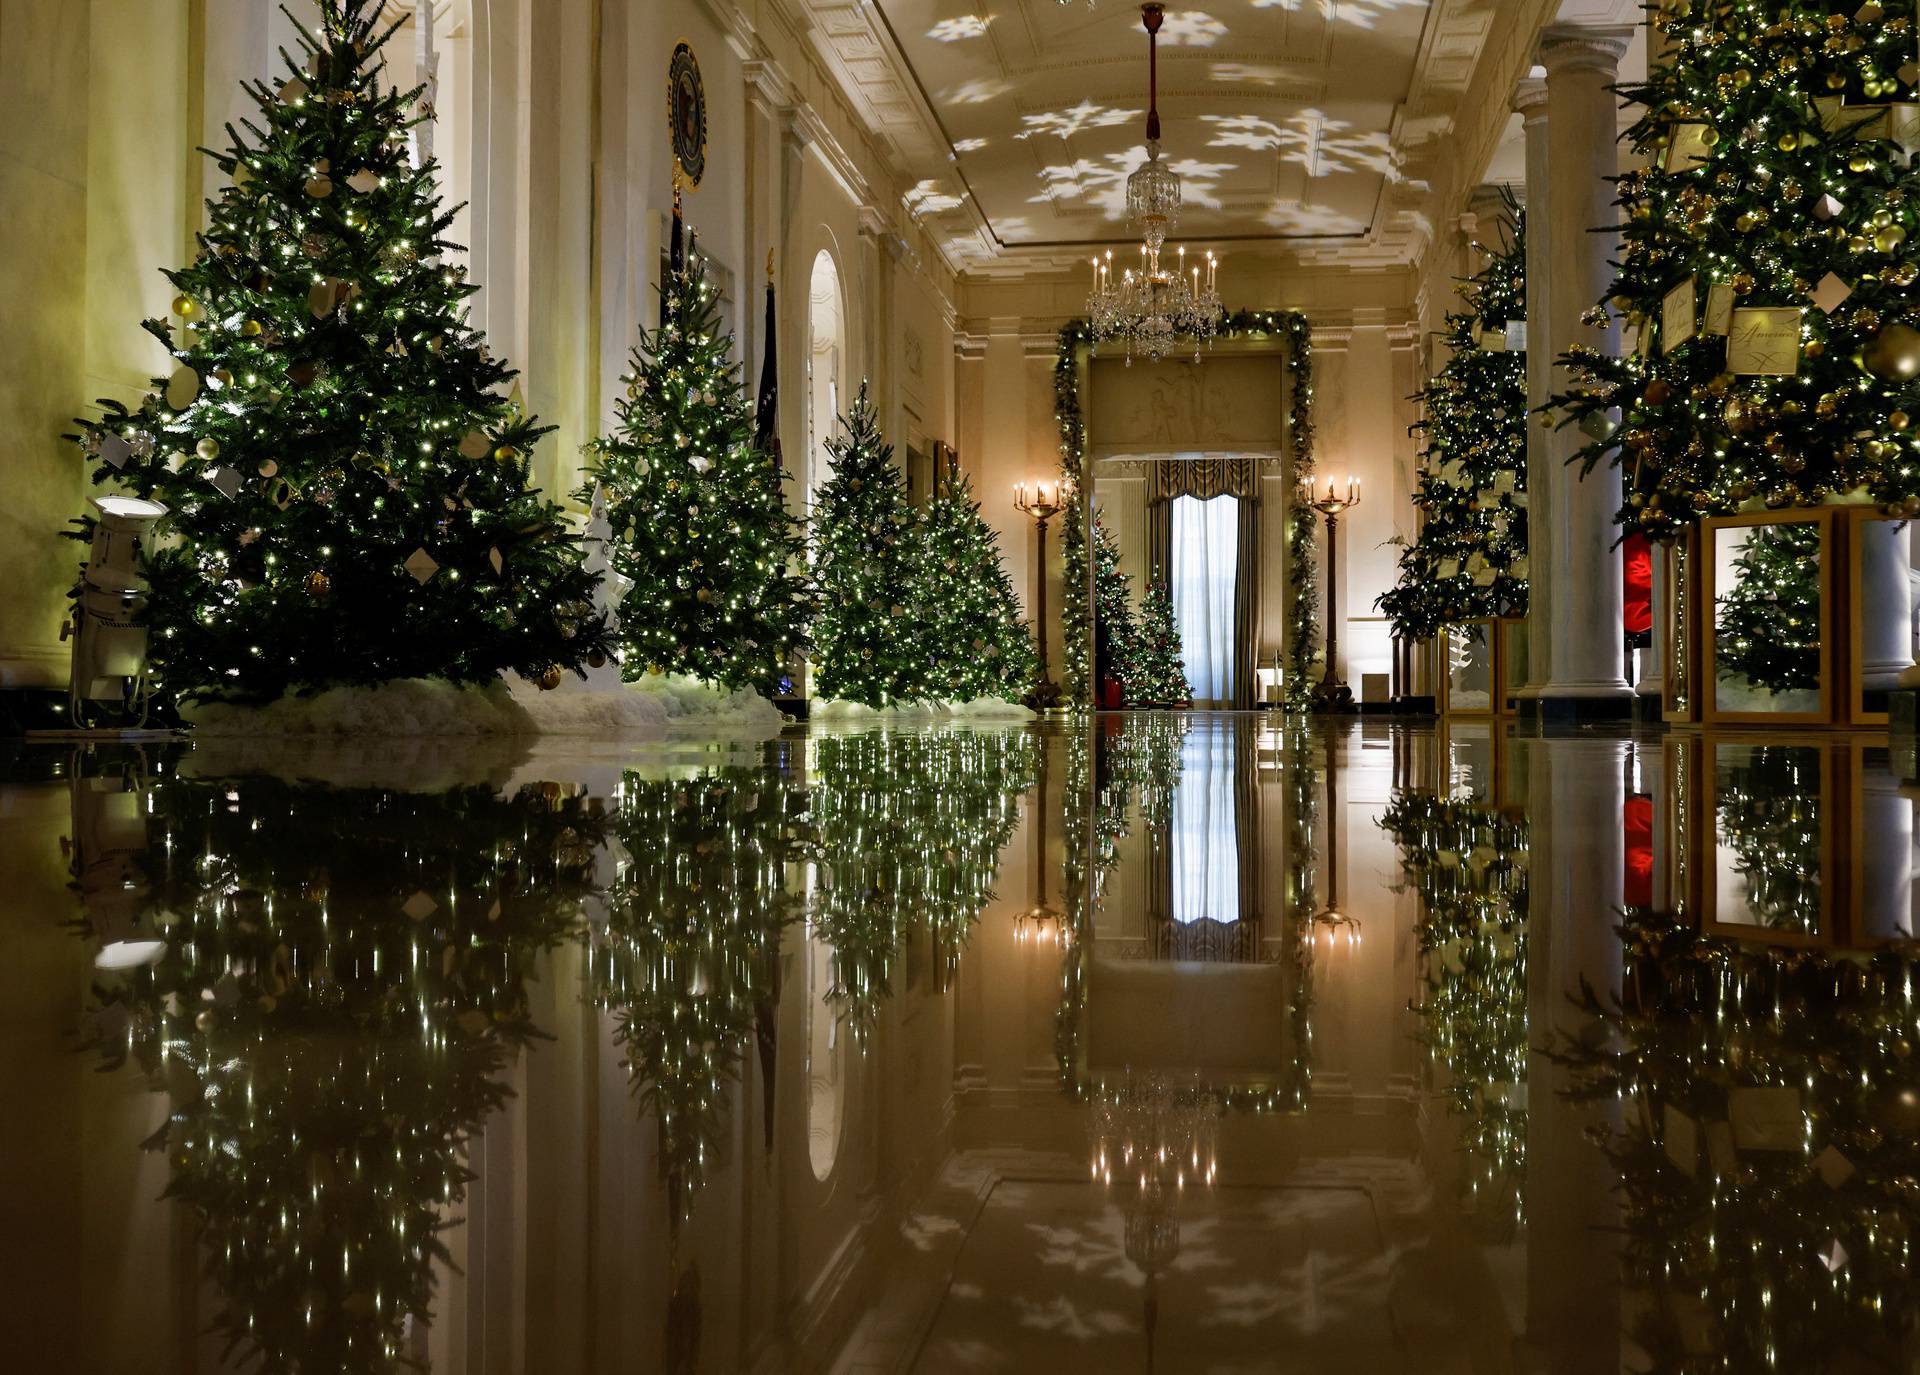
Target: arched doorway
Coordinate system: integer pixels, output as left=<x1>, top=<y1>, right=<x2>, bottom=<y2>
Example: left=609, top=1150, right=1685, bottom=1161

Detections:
left=807, top=249, right=845, bottom=515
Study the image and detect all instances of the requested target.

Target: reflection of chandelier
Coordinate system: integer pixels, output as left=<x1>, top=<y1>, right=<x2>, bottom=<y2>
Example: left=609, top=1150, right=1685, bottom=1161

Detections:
left=1087, top=4, right=1223, bottom=363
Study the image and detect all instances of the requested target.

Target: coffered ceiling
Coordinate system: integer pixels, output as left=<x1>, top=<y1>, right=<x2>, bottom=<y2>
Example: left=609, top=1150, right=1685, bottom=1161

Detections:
left=789, top=0, right=1533, bottom=274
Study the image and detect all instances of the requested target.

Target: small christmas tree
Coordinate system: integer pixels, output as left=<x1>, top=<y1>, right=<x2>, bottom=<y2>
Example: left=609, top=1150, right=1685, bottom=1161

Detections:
left=915, top=458, right=1038, bottom=701
left=1090, top=512, right=1139, bottom=706
left=810, top=385, right=927, bottom=706
left=1380, top=202, right=1528, bottom=643
left=581, top=203, right=812, bottom=694
left=70, top=0, right=612, bottom=703
left=1714, top=522, right=1822, bottom=694
left=1126, top=581, right=1191, bottom=705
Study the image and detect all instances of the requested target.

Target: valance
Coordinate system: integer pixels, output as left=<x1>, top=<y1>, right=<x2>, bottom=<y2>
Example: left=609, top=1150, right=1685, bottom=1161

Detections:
left=1148, top=455, right=1261, bottom=504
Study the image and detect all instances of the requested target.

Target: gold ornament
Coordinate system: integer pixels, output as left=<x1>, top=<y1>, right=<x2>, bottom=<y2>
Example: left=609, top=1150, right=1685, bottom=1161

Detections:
left=305, top=174, right=333, bottom=198
left=195, top=436, right=220, bottom=460
left=1863, top=322, right=1920, bottom=380
left=537, top=665, right=565, bottom=691
left=171, top=294, right=196, bottom=318
left=493, top=445, right=519, bottom=463
left=242, top=319, right=264, bottom=337
left=1876, top=225, right=1909, bottom=253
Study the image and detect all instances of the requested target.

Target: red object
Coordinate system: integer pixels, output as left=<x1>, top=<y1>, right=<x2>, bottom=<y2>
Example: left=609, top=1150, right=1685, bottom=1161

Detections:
left=1099, top=676, right=1126, bottom=710
left=1624, top=792, right=1653, bottom=909
left=1623, top=532, right=1653, bottom=637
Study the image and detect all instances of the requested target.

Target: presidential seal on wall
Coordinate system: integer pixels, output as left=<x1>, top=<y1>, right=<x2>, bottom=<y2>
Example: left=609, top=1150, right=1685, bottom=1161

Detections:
left=668, top=43, right=707, bottom=186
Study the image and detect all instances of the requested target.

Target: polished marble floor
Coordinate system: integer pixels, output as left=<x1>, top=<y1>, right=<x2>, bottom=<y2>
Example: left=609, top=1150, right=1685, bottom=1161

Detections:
left=4, top=716, right=1916, bottom=1373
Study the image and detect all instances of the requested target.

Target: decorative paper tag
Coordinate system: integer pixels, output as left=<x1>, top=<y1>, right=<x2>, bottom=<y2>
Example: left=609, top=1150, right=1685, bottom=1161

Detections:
left=1504, top=320, right=1527, bottom=351
left=98, top=433, right=133, bottom=469
left=1811, top=272, right=1854, bottom=314
left=1662, top=276, right=1698, bottom=353
left=1665, top=123, right=1713, bottom=171
left=404, top=547, right=440, bottom=584
left=1703, top=281, right=1736, bottom=336
left=1438, top=558, right=1461, bottom=578
left=1478, top=328, right=1507, bottom=352
left=202, top=465, right=242, bottom=499
left=1663, top=1105, right=1699, bottom=1176
left=1727, top=308, right=1803, bottom=376
left=1728, top=1085, right=1803, bottom=1150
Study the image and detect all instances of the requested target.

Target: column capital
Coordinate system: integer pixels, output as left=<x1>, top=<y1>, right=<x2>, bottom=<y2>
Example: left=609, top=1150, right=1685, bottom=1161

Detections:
left=1538, top=25, right=1633, bottom=78
left=1513, top=75, right=1549, bottom=120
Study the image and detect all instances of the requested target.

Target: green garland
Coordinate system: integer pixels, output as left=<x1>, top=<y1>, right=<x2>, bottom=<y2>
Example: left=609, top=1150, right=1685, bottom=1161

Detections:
left=1053, top=312, right=1317, bottom=708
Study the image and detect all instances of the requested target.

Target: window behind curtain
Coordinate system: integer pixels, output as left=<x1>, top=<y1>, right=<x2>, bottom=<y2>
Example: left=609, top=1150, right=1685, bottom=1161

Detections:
left=1171, top=494, right=1239, bottom=703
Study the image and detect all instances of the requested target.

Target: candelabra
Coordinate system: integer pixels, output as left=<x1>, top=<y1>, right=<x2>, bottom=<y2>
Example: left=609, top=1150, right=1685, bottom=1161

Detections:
left=1015, top=480, right=1068, bottom=710
left=1305, top=476, right=1361, bottom=713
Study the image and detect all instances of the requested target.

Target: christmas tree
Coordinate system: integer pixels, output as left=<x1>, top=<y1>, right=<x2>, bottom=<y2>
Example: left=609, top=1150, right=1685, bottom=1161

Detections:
left=78, top=771, right=602, bottom=1372
left=1380, top=203, right=1528, bottom=642
left=1554, top=0, right=1920, bottom=534
left=581, top=204, right=812, bottom=695
left=1098, top=506, right=1136, bottom=702
left=1125, top=580, right=1191, bottom=705
left=809, top=384, right=927, bottom=706
left=915, top=458, right=1038, bottom=701
left=69, top=0, right=611, bottom=703
left=1714, top=521, right=1822, bottom=693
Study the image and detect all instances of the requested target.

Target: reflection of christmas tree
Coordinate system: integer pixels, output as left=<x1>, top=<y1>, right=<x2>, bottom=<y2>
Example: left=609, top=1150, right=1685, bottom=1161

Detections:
left=810, top=387, right=927, bottom=706
left=811, top=728, right=1037, bottom=1037
left=590, top=760, right=810, bottom=1224
left=1380, top=202, right=1528, bottom=642
left=1715, top=523, right=1822, bottom=694
left=916, top=461, right=1038, bottom=702
left=580, top=209, right=812, bottom=694
left=1556, top=913, right=1920, bottom=1372
left=1714, top=745, right=1823, bottom=933
left=79, top=773, right=602, bottom=1373
left=71, top=1, right=611, bottom=703
left=1381, top=791, right=1529, bottom=1237
left=1125, top=582, right=1192, bottom=706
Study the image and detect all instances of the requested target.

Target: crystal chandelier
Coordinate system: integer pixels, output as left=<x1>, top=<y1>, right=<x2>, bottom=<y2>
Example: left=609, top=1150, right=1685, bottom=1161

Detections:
left=1087, top=3, right=1224, bottom=363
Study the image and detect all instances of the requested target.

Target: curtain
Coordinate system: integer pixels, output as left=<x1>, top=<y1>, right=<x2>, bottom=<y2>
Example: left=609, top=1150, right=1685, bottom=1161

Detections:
left=1172, top=495, right=1239, bottom=704
left=1170, top=729, right=1240, bottom=925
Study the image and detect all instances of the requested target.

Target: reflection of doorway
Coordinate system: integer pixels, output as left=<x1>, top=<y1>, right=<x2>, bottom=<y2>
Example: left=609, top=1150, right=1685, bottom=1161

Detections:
left=1171, top=495, right=1239, bottom=706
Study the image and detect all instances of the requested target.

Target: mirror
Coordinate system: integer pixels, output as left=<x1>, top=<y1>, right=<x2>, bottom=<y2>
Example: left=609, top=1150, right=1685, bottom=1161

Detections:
left=1711, top=519, right=1824, bottom=716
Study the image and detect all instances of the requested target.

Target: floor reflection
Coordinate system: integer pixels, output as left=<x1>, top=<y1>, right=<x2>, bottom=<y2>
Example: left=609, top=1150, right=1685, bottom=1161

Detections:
left=9, top=719, right=1920, bottom=1371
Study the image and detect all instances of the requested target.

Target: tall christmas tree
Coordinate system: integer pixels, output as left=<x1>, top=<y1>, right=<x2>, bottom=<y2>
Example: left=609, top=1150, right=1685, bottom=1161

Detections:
left=1380, top=203, right=1529, bottom=642
left=1096, top=516, right=1140, bottom=705
left=809, top=385, right=927, bottom=706
left=1715, top=521, right=1823, bottom=693
left=1554, top=0, right=1920, bottom=533
left=1125, top=581, right=1191, bottom=705
left=581, top=202, right=812, bottom=694
left=69, top=0, right=611, bottom=703
left=915, top=458, right=1038, bottom=702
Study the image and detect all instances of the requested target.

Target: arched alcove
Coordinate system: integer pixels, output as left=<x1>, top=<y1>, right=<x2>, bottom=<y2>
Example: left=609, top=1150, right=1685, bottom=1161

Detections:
left=807, top=249, right=846, bottom=514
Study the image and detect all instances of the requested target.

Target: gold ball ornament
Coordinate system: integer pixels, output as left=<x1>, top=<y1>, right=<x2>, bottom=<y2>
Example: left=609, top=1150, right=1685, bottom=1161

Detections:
left=195, top=436, right=220, bottom=460
left=242, top=319, right=264, bottom=337
left=305, top=174, right=333, bottom=198
left=1877, top=226, right=1909, bottom=253
left=537, top=665, right=565, bottom=691
left=171, top=294, right=196, bottom=318
left=493, top=444, right=519, bottom=463
left=588, top=651, right=607, bottom=669
left=1863, top=323, right=1920, bottom=381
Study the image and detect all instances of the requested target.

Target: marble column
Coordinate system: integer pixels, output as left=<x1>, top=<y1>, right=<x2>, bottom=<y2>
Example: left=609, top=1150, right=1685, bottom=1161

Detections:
left=1515, top=77, right=1553, bottom=703
left=1538, top=28, right=1637, bottom=717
